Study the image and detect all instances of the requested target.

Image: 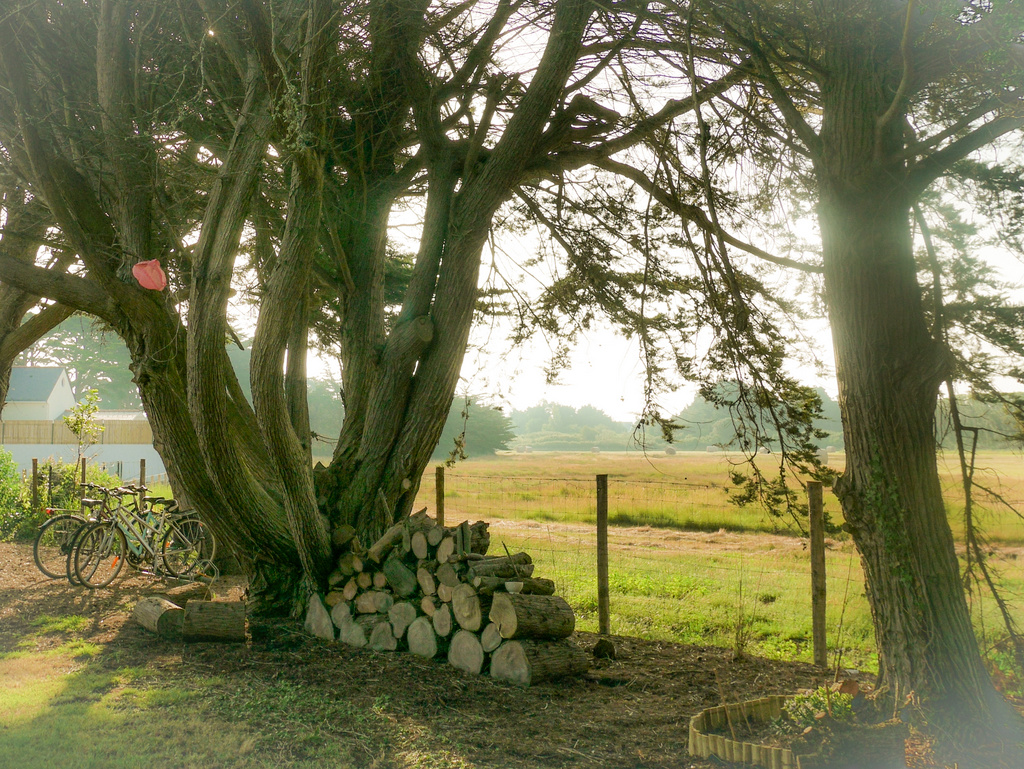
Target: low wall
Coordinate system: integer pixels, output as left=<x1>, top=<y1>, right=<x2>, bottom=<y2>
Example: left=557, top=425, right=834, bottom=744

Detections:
left=4, top=444, right=166, bottom=478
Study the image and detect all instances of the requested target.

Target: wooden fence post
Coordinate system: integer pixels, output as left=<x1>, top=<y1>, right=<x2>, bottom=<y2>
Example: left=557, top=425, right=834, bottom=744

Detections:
left=596, top=474, right=610, bottom=635
left=140, top=458, right=146, bottom=490
left=808, top=480, right=827, bottom=668
left=435, top=465, right=445, bottom=527
left=31, top=458, right=39, bottom=514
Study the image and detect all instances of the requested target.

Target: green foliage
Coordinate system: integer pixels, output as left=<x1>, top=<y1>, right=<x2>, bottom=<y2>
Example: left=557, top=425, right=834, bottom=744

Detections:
left=0, top=447, right=28, bottom=541
left=433, top=396, right=515, bottom=461
left=0, top=459, right=120, bottom=542
left=781, top=688, right=854, bottom=731
left=63, top=389, right=104, bottom=462
left=510, top=401, right=638, bottom=451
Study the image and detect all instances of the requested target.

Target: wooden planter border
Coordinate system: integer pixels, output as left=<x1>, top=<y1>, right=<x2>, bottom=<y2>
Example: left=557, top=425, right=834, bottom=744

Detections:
left=688, top=695, right=803, bottom=769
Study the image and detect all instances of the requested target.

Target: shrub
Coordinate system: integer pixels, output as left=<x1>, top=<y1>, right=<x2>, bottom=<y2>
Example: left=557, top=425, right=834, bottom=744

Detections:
left=0, top=458, right=120, bottom=542
left=0, top=447, right=28, bottom=541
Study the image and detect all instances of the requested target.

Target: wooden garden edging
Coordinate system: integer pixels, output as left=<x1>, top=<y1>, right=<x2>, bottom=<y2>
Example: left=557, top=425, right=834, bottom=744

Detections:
left=688, top=695, right=798, bottom=768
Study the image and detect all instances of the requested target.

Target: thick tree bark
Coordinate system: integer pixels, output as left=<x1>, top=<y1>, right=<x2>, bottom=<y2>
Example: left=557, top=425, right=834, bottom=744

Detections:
left=817, top=49, right=1003, bottom=719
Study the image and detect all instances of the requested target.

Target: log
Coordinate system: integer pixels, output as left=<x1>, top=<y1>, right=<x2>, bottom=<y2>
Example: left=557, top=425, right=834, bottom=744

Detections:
left=481, top=622, right=503, bottom=653
left=337, top=551, right=363, bottom=575
left=356, top=591, right=393, bottom=614
left=432, top=603, right=453, bottom=637
left=383, top=554, right=419, bottom=597
left=373, top=571, right=388, bottom=589
left=436, top=562, right=462, bottom=587
left=367, top=521, right=405, bottom=564
left=417, top=565, right=437, bottom=596
left=468, top=553, right=533, bottom=580
left=490, top=639, right=589, bottom=686
left=451, top=583, right=492, bottom=633
left=343, top=577, right=359, bottom=601
left=337, top=616, right=367, bottom=648
left=473, top=576, right=556, bottom=596
left=331, top=524, right=357, bottom=549
left=411, top=530, right=429, bottom=560
left=407, top=616, right=443, bottom=658
left=325, top=590, right=346, bottom=607
left=133, top=596, right=184, bottom=638
left=388, top=601, right=418, bottom=639
left=436, top=536, right=455, bottom=564
left=448, top=629, right=485, bottom=675
left=489, top=593, right=575, bottom=639
left=357, top=572, right=373, bottom=590
left=467, top=520, right=490, bottom=555
left=369, top=621, right=398, bottom=652
left=344, top=614, right=386, bottom=647
left=328, top=569, right=347, bottom=588
left=305, top=595, right=335, bottom=640
left=453, top=521, right=472, bottom=559
left=436, top=583, right=454, bottom=603
left=420, top=595, right=440, bottom=617
left=183, top=601, right=246, bottom=643
left=426, top=525, right=444, bottom=547
left=330, top=600, right=352, bottom=629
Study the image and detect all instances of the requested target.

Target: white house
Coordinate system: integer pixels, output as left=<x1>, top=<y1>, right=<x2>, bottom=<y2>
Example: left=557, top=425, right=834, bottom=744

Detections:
left=3, top=367, right=77, bottom=420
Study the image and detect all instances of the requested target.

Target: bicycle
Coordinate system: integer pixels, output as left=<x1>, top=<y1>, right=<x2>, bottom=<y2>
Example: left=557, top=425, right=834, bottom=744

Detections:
left=72, top=488, right=215, bottom=589
left=33, top=482, right=122, bottom=580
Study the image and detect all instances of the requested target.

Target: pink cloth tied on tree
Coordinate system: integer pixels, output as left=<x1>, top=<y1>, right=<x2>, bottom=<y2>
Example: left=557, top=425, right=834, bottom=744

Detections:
left=132, top=259, right=167, bottom=291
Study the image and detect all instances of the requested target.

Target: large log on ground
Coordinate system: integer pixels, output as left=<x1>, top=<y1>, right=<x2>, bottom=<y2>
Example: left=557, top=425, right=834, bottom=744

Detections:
left=183, top=601, right=246, bottom=642
left=407, top=616, right=444, bottom=658
left=133, top=596, right=184, bottom=638
left=448, top=629, right=485, bottom=675
left=489, top=593, right=575, bottom=639
left=481, top=622, right=503, bottom=653
left=451, top=583, right=492, bottom=633
left=388, top=601, right=418, bottom=639
left=490, top=639, right=589, bottom=686
left=473, top=576, right=556, bottom=596
left=383, top=554, right=419, bottom=597
left=432, top=603, right=454, bottom=637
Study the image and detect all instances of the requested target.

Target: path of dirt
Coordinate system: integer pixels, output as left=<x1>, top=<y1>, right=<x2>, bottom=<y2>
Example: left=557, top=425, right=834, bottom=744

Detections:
left=0, top=542, right=979, bottom=768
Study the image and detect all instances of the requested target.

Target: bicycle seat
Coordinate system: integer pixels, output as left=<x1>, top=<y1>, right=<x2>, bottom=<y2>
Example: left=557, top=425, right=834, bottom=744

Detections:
left=81, top=498, right=104, bottom=508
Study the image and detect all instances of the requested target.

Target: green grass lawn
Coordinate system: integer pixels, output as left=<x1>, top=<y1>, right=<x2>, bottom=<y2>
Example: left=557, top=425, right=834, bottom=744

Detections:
left=412, top=450, right=1024, bottom=678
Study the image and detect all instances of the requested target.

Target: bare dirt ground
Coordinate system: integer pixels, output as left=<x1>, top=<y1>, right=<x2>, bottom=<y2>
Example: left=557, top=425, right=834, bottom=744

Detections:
left=0, top=542, right=1002, bottom=768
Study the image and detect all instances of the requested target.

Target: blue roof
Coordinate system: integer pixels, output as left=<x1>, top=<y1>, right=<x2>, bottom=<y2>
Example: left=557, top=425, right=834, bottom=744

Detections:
left=7, top=367, right=66, bottom=402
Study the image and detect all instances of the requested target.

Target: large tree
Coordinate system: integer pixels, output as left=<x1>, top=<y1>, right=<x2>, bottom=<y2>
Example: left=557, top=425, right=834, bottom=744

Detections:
left=0, top=0, right=753, bottom=609
left=671, top=0, right=1024, bottom=734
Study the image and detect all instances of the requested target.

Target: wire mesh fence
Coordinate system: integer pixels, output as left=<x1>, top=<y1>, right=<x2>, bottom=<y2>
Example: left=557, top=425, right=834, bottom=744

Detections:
left=413, top=461, right=1024, bottom=672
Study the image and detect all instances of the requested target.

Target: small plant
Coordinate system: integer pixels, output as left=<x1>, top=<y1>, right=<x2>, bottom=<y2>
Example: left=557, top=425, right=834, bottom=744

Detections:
left=63, top=388, right=105, bottom=465
left=0, top=446, right=29, bottom=541
left=781, top=686, right=854, bottom=731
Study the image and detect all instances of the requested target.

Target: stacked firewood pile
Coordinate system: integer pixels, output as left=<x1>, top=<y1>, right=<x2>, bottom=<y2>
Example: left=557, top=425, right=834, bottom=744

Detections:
left=304, top=509, right=589, bottom=686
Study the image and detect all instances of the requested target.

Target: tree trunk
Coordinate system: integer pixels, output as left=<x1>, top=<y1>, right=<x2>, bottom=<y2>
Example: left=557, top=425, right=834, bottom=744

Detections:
left=818, top=56, right=1001, bottom=719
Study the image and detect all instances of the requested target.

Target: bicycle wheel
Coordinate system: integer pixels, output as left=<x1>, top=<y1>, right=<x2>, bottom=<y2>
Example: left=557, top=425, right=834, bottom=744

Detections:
left=33, top=514, right=87, bottom=578
left=160, top=517, right=216, bottom=577
left=65, top=522, right=92, bottom=586
left=73, top=522, right=127, bottom=588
